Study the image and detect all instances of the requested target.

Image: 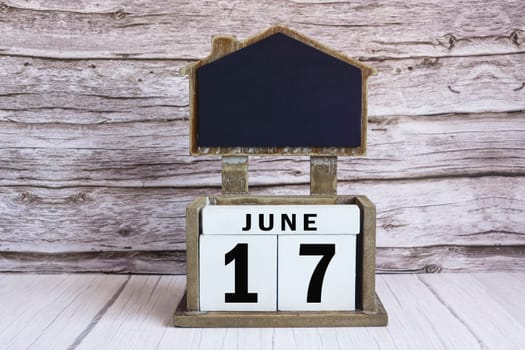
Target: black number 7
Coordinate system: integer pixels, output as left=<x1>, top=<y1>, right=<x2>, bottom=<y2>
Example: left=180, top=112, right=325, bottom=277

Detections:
left=299, top=244, right=335, bottom=303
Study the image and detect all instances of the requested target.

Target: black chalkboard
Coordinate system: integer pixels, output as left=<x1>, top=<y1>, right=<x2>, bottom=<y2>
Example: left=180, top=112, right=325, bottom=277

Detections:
left=196, top=33, right=362, bottom=148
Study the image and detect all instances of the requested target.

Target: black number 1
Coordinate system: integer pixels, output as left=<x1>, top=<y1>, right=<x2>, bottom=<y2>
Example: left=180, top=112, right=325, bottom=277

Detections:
left=224, top=243, right=258, bottom=303
left=299, top=244, right=335, bottom=303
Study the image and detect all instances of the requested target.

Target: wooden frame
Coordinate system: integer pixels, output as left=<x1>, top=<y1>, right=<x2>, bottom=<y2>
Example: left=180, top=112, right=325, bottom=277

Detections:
left=173, top=194, right=388, bottom=327
left=184, top=25, right=377, bottom=157
left=174, top=25, right=386, bottom=327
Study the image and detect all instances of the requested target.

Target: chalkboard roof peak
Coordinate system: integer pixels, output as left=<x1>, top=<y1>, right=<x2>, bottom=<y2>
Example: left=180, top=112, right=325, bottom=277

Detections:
left=183, top=25, right=376, bottom=77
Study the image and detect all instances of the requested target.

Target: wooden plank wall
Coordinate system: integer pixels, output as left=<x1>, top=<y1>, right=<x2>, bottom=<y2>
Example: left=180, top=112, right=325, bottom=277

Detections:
left=0, top=0, right=523, bottom=274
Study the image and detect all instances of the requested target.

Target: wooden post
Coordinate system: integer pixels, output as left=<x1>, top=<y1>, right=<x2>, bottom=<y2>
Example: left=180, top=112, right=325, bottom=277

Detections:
left=222, top=156, right=249, bottom=194
left=310, top=156, right=337, bottom=195
left=355, top=196, right=377, bottom=312
left=185, top=197, right=208, bottom=311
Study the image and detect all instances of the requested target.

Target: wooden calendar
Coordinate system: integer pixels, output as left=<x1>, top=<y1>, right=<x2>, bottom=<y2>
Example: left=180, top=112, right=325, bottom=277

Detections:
left=173, top=26, right=388, bottom=327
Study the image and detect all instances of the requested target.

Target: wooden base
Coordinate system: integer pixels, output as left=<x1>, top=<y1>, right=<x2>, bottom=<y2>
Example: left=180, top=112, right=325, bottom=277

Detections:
left=172, top=292, right=388, bottom=328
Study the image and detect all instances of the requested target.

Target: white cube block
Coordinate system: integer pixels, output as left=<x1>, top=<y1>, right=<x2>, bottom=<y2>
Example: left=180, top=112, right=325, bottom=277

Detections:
left=199, top=235, right=277, bottom=311
left=202, top=205, right=360, bottom=235
left=278, top=235, right=357, bottom=311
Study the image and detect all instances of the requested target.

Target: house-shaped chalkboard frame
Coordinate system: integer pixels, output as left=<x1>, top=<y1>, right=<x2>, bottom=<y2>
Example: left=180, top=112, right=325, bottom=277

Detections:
left=185, top=25, right=376, bottom=156
left=173, top=26, right=387, bottom=327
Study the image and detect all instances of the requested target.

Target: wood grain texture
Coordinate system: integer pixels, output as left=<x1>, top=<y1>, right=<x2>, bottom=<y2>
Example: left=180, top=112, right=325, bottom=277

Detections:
left=0, top=250, right=185, bottom=274
left=2, top=246, right=522, bottom=275
left=173, top=294, right=387, bottom=327
left=0, top=187, right=187, bottom=252
left=75, top=275, right=185, bottom=350
left=0, top=0, right=523, bottom=60
left=221, top=156, right=249, bottom=194
left=356, top=195, right=377, bottom=311
left=310, top=156, right=337, bottom=195
left=0, top=113, right=522, bottom=187
left=3, top=273, right=523, bottom=349
left=0, top=274, right=128, bottom=349
left=370, top=55, right=525, bottom=116
left=0, top=178, right=522, bottom=252
left=0, top=0, right=524, bottom=273
left=469, top=273, right=525, bottom=325
left=0, top=176, right=522, bottom=273
left=0, top=57, right=189, bottom=124
left=377, top=246, right=525, bottom=273
left=185, top=197, right=207, bottom=311
left=420, top=273, right=525, bottom=349
left=1, top=55, right=524, bottom=122
left=364, top=275, right=483, bottom=349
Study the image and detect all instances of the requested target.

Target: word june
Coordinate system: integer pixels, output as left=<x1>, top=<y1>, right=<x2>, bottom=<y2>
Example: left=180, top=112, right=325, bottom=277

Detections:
left=241, top=213, right=318, bottom=232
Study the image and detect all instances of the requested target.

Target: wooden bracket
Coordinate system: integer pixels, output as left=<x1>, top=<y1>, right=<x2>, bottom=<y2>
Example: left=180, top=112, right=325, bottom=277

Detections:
left=222, top=156, right=249, bottom=194
left=310, top=156, right=337, bottom=195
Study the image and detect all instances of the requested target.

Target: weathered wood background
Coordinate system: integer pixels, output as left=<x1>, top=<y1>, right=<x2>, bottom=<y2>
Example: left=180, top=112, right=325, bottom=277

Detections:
left=0, top=0, right=523, bottom=274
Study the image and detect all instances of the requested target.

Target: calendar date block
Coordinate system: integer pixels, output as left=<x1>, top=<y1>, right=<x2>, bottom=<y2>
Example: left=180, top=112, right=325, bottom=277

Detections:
left=199, top=235, right=277, bottom=311
left=278, top=235, right=357, bottom=311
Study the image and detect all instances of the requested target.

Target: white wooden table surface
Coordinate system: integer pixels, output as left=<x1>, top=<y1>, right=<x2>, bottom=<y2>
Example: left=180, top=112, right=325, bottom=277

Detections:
left=0, top=273, right=523, bottom=350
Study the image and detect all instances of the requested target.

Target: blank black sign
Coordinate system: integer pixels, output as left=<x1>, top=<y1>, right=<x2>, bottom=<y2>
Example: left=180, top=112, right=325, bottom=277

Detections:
left=197, top=33, right=362, bottom=148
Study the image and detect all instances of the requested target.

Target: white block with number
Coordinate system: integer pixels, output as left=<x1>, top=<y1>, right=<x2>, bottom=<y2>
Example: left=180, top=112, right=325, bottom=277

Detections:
left=199, top=235, right=277, bottom=311
left=277, top=235, right=357, bottom=311
left=202, top=205, right=360, bottom=234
